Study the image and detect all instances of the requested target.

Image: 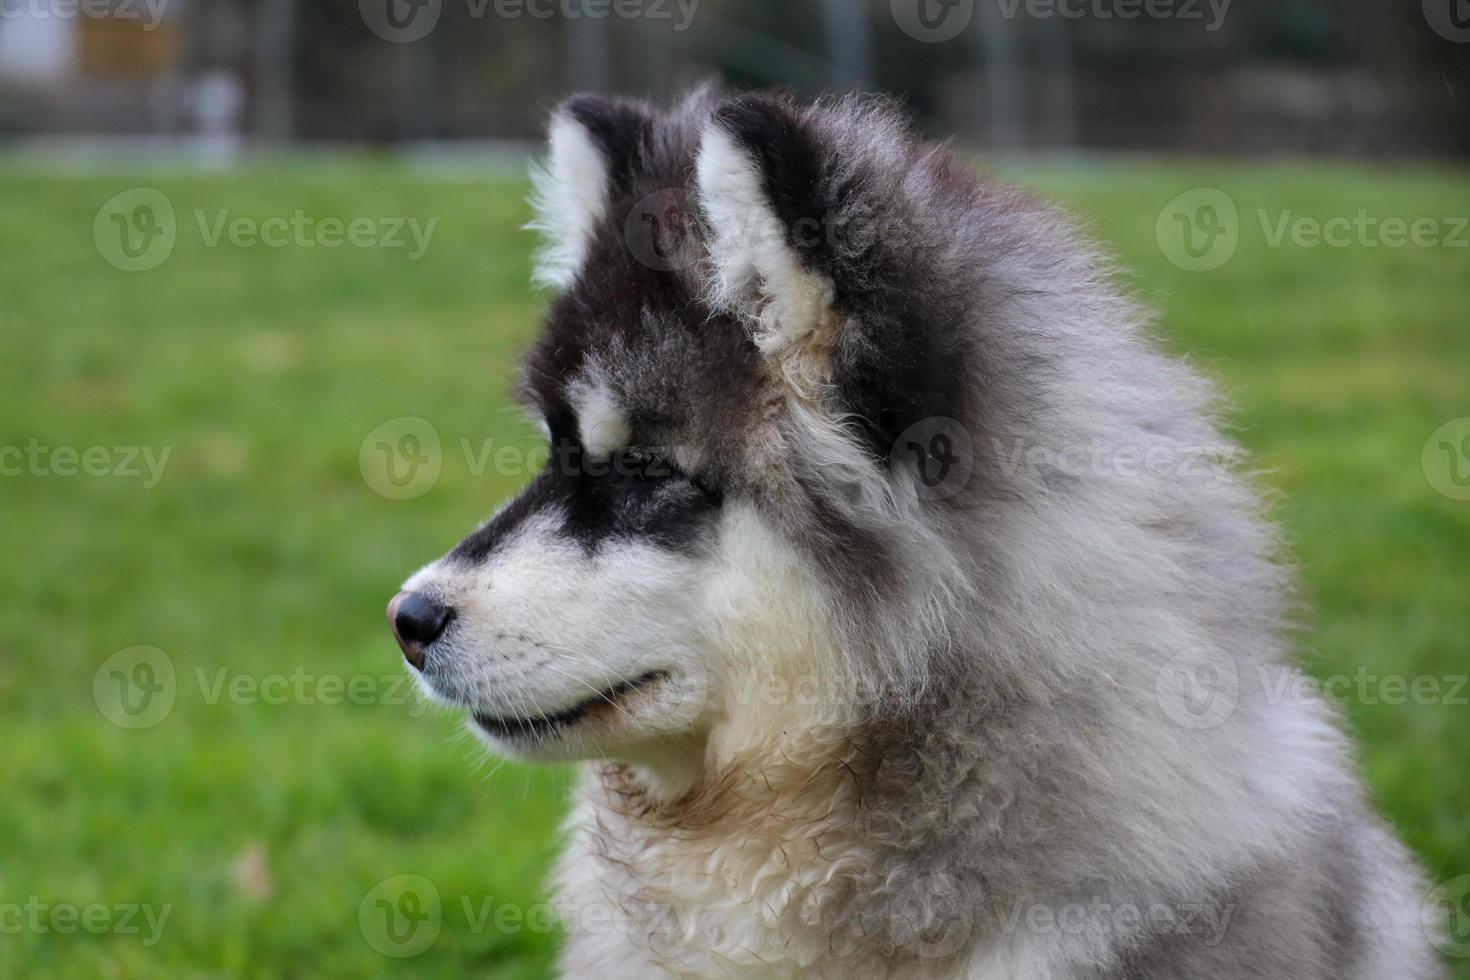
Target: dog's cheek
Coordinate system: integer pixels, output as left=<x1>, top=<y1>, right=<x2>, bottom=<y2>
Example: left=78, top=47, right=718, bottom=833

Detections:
left=693, top=505, right=852, bottom=742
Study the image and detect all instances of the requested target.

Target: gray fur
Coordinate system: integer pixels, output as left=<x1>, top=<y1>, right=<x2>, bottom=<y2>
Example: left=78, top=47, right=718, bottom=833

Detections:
left=405, top=88, right=1444, bottom=979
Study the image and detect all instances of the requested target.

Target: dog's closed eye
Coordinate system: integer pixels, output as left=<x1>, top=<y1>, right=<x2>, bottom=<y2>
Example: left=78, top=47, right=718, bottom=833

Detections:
left=613, top=450, right=721, bottom=505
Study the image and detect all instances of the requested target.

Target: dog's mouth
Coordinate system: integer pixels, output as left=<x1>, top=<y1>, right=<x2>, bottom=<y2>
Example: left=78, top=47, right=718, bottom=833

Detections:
left=472, top=670, right=668, bottom=740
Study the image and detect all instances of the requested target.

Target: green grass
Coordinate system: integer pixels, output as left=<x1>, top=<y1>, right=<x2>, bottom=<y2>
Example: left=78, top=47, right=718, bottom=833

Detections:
left=1, top=157, right=1466, bottom=978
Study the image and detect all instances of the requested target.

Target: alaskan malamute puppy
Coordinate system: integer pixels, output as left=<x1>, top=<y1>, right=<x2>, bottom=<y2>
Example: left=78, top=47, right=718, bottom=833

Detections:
left=388, top=88, right=1442, bottom=978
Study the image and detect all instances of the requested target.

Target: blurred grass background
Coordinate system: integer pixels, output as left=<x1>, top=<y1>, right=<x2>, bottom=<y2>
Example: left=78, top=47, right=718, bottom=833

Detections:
left=0, top=160, right=1466, bottom=978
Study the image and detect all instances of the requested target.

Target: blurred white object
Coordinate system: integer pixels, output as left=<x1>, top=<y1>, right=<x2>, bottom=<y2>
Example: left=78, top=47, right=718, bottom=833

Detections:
left=0, top=7, right=78, bottom=81
left=190, top=69, right=245, bottom=162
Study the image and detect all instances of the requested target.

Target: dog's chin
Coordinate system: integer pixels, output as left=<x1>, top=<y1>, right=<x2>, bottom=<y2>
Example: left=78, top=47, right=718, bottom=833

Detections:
left=463, top=670, right=690, bottom=761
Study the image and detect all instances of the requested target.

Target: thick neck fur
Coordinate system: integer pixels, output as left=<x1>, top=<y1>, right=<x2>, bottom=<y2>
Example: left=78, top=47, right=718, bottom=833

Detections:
left=561, top=701, right=979, bottom=980
left=555, top=577, right=1344, bottom=980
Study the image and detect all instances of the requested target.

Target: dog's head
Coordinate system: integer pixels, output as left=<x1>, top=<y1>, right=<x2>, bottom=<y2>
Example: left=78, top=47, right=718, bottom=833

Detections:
left=390, top=90, right=977, bottom=773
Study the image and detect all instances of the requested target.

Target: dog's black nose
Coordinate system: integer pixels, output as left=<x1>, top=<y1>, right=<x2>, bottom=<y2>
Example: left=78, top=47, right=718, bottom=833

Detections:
left=387, top=591, right=452, bottom=669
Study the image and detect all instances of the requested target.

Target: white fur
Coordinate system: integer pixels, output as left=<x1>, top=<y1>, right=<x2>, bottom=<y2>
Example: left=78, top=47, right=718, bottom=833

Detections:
left=570, top=378, right=631, bottom=459
left=528, top=113, right=609, bottom=290
left=403, top=511, right=709, bottom=766
left=695, top=124, right=843, bottom=394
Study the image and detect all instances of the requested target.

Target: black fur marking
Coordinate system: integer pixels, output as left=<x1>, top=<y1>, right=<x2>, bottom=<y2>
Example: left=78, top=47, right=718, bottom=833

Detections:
left=712, top=95, right=833, bottom=275
left=790, top=458, right=899, bottom=603
left=554, top=440, right=722, bottom=554
left=449, top=466, right=563, bottom=565
left=711, top=95, right=973, bottom=468
left=560, top=94, right=655, bottom=194
left=473, top=670, right=667, bottom=739
left=449, top=438, right=721, bottom=564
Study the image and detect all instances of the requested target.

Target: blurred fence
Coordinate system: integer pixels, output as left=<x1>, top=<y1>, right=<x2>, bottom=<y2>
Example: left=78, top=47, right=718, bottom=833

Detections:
left=1, top=0, right=1467, bottom=158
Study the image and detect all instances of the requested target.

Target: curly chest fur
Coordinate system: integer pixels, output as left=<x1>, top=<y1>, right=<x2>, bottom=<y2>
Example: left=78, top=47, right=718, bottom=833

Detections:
left=551, top=760, right=978, bottom=980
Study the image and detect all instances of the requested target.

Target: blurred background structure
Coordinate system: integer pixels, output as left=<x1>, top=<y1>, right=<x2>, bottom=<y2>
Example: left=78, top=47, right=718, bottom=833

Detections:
left=2, top=0, right=1467, bottom=160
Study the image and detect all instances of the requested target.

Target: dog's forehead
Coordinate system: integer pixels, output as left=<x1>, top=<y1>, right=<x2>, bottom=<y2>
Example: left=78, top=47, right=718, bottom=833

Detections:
left=520, top=97, right=771, bottom=459
left=523, top=281, right=766, bottom=456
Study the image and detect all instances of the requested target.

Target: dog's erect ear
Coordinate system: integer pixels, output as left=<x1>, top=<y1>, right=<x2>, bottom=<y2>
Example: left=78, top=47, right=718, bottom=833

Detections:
left=528, top=95, right=653, bottom=290
left=696, top=95, right=967, bottom=460
left=695, top=94, right=843, bottom=391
